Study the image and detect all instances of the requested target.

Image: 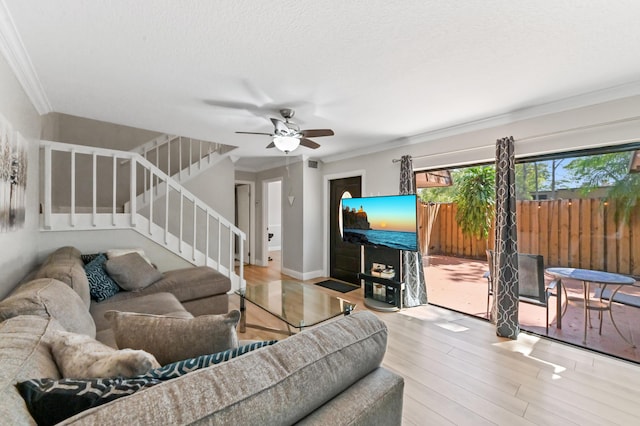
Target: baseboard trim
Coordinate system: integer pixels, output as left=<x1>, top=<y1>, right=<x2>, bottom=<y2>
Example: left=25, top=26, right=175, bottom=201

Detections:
left=280, top=267, right=324, bottom=281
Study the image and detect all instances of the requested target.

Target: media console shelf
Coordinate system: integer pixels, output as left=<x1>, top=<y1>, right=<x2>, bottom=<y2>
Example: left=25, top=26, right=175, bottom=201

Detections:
left=358, top=273, right=404, bottom=312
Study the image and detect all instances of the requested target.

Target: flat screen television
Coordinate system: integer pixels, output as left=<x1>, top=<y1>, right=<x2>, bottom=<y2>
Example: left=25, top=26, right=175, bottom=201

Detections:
left=340, top=194, right=418, bottom=252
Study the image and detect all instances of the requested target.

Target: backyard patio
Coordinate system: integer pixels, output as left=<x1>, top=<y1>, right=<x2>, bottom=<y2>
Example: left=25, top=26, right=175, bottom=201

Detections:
left=424, top=254, right=640, bottom=364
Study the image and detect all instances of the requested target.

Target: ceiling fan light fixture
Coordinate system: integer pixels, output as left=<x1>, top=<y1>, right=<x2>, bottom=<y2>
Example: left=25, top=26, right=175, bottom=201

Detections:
left=273, top=136, right=300, bottom=153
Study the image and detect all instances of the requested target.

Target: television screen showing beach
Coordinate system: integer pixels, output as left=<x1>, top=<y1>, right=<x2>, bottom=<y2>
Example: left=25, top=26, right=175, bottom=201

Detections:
left=341, top=195, right=418, bottom=251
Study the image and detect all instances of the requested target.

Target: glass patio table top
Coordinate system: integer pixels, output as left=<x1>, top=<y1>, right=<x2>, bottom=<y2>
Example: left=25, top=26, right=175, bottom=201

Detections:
left=237, top=280, right=356, bottom=331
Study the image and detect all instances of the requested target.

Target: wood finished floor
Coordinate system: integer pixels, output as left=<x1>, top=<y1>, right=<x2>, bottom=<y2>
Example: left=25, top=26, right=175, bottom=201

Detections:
left=235, top=256, right=640, bottom=425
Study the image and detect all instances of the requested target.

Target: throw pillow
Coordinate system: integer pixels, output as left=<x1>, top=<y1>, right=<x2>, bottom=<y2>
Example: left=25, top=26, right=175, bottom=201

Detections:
left=104, top=252, right=163, bottom=291
left=106, top=248, right=153, bottom=265
left=145, top=339, right=278, bottom=380
left=15, top=340, right=277, bottom=425
left=49, top=329, right=160, bottom=379
left=16, top=377, right=161, bottom=426
left=84, top=253, right=120, bottom=302
left=104, top=310, right=241, bottom=365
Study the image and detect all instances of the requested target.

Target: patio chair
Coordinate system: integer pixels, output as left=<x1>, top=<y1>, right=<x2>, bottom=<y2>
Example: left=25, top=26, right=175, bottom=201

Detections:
left=484, top=250, right=566, bottom=334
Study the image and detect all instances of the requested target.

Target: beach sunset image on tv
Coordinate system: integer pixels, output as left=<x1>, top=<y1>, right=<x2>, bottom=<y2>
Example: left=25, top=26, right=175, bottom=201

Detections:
left=341, top=194, right=418, bottom=251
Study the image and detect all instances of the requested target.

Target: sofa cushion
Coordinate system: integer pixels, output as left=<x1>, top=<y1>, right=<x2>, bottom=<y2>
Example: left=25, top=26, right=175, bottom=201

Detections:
left=104, top=310, right=240, bottom=365
left=84, top=254, right=120, bottom=302
left=35, top=246, right=91, bottom=308
left=90, top=291, right=192, bottom=333
left=0, top=278, right=96, bottom=337
left=139, top=266, right=231, bottom=303
left=0, top=316, right=64, bottom=426
left=104, top=253, right=163, bottom=291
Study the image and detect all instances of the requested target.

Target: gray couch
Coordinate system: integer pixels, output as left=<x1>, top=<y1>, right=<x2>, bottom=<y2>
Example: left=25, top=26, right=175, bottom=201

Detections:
left=0, top=247, right=404, bottom=425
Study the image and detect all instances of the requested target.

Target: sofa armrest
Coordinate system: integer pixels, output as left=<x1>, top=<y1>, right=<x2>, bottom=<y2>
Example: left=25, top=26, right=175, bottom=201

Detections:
left=59, top=311, right=391, bottom=425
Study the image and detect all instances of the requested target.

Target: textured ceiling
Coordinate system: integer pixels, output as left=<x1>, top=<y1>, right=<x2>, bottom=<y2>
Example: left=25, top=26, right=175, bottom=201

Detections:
left=4, top=0, right=640, bottom=170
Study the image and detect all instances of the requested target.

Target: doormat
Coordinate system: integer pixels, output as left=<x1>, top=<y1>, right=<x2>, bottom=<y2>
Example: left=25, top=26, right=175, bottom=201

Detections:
left=315, top=280, right=359, bottom=293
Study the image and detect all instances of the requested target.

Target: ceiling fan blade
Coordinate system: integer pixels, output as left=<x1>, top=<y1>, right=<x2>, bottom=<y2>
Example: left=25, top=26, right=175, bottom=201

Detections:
left=235, top=131, right=273, bottom=136
left=266, top=141, right=276, bottom=149
left=271, top=118, right=289, bottom=134
left=300, top=129, right=334, bottom=138
left=299, top=138, right=321, bottom=149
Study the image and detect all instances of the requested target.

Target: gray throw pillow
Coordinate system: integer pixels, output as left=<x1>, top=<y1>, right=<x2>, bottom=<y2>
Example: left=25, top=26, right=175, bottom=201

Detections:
left=104, top=252, right=163, bottom=291
left=104, top=310, right=241, bottom=365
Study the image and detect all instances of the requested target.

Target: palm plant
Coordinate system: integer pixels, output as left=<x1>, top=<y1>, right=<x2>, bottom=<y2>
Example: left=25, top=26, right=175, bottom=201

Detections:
left=454, top=166, right=496, bottom=238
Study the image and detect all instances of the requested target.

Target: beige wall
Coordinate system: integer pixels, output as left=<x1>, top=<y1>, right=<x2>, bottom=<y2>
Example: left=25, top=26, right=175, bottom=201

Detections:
left=303, top=160, right=324, bottom=277
left=45, top=112, right=161, bottom=150
left=0, top=53, right=43, bottom=298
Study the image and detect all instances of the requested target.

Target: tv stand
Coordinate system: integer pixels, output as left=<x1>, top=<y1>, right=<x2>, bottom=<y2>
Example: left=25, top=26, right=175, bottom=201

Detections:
left=359, top=246, right=404, bottom=311
left=358, top=273, right=404, bottom=311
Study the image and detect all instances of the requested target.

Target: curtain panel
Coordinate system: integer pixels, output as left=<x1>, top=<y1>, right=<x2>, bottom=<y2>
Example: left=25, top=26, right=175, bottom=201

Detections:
left=491, top=137, right=520, bottom=339
left=399, top=155, right=428, bottom=307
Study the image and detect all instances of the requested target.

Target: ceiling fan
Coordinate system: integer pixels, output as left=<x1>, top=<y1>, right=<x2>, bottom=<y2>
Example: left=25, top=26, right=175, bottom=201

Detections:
left=235, top=108, right=334, bottom=153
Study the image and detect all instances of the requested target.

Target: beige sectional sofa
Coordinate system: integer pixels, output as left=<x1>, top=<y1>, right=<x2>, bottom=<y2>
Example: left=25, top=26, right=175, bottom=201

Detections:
left=0, top=246, right=404, bottom=425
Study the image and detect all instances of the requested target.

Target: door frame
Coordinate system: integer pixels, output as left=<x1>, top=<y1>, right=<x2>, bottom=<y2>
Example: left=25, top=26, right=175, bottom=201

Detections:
left=261, top=176, right=283, bottom=267
left=234, top=179, right=255, bottom=265
left=322, top=169, right=366, bottom=277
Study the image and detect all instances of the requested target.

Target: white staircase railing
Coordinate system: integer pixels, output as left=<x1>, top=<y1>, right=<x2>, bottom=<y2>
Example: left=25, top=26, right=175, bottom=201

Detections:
left=125, top=134, right=234, bottom=212
left=40, top=140, right=245, bottom=291
left=133, top=134, right=231, bottom=181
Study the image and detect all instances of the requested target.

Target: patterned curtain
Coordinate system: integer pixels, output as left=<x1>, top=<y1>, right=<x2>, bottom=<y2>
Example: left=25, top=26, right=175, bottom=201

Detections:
left=399, top=155, right=428, bottom=307
left=491, top=137, right=519, bottom=339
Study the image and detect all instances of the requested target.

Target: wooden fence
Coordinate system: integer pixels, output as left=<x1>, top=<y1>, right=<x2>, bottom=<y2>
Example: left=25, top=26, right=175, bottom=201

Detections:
left=419, top=199, right=640, bottom=276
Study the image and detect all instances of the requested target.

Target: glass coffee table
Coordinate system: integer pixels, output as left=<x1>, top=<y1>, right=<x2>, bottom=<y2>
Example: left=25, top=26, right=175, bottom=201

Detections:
left=237, top=280, right=356, bottom=335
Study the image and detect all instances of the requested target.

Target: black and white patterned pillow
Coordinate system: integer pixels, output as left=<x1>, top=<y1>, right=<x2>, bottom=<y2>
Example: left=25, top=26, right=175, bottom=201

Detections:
left=16, top=376, right=161, bottom=426
left=145, top=339, right=278, bottom=380
left=84, top=253, right=119, bottom=301
left=16, top=340, right=278, bottom=424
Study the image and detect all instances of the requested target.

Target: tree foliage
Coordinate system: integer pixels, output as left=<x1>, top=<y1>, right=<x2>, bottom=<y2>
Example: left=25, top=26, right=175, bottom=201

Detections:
left=515, top=162, right=550, bottom=200
left=565, top=151, right=640, bottom=223
left=453, top=166, right=496, bottom=238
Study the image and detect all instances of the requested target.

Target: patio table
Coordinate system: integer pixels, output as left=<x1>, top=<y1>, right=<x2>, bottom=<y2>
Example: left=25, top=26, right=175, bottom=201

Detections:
left=546, top=267, right=636, bottom=346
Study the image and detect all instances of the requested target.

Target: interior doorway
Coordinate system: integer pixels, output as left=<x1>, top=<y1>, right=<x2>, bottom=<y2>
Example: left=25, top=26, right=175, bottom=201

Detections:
left=329, top=176, right=362, bottom=284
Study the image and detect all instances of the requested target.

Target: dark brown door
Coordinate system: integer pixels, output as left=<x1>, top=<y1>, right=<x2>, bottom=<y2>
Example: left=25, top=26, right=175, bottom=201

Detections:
left=330, top=176, right=362, bottom=283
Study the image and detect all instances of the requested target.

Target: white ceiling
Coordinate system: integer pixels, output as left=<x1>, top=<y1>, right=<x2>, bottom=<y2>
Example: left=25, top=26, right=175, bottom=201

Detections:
left=3, top=0, right=640, bottom=171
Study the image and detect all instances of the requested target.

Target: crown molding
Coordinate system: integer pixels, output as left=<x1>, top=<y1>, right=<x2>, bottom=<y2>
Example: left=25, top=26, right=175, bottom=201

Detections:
left=0, top=0, right=51, bottom=115
left=321, top=80, right=640, bottom=164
